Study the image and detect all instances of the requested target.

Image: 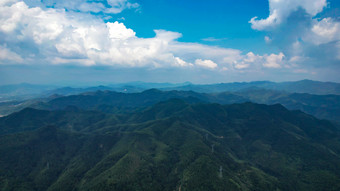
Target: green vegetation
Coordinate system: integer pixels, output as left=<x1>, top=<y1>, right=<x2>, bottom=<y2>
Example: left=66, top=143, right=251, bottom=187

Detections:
left=1, top=98, right=340, bottom=190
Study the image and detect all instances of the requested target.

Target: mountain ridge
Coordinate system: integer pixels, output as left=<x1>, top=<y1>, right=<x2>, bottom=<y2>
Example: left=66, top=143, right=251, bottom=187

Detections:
left=1, top=99, right=340, bottom=190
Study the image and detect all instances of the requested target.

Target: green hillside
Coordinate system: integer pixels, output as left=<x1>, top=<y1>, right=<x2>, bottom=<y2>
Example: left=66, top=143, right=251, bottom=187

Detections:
left=1, top=99, right=340, bottom=190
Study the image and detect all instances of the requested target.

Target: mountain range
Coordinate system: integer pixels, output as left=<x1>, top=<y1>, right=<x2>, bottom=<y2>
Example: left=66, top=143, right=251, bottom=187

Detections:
left=2, top=87, right=338, bottom=123
left=1, top=80, right=340, bottom=190
left=1, top=80, right=339, bottom=102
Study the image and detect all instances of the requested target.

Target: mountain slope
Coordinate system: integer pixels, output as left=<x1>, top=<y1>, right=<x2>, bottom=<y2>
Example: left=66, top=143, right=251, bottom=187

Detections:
left=1, top=100, right=340, bottom=190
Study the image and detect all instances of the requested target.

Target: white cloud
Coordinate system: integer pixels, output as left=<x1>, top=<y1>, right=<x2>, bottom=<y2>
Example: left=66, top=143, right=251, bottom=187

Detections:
left=174, top=57, right=193, bottom=67
left=289, top=56, right=305, bottom=64
left=52, top=57, right=95, bottom=66
left=243, top=52, right=259, bottom=63
left=234, top=62, right=250, bottom=69
left=22, top=0, right=139, bottom=14
left=0, top=45, right=23, bottom=63
left=105, top=0, right=139, bottom=14
left=263, top=53, right=285, bottom=68
left=250, top=0, right=340, bottom=71
left=0, top=1, right=184, bottom=68
left=107, top=21, right=136, bottom=40
left=250, top=0, right=327, bottom=30
left=170, top=42, right=242, bottom=65
left=232, top=52, right=286, bottom=70
left=0, top=0, right=296, bottom=73
left=264, top=36, right=272, bottom=43
left=195, top=59, right=218, bottom=69
left=306, top=18, right=340, bottom=45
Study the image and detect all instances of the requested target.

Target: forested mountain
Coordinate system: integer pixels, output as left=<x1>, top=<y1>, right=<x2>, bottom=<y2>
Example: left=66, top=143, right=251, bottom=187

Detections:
left=1, top=99, right=340, bottom=190
left=30, top=89, right=340, bottom=123
left=1, top=87, right=340, bottom=123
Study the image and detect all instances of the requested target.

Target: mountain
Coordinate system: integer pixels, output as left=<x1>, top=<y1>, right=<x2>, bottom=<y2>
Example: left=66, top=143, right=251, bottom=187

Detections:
left=40, top=82, right=193, bottom=98
left=32, top=89, right=248, bottom=113
left=0, top=83, right=58, bottom=102
left=165, top=80, right=340, bottom=95
left=42, top=85, right=145, bottom=96
left=2, top=80, right=339, bottom=103
left=235, top=88, right=340, bottom=123
left=0, top=107, right=111, bottom=135
left=34, top=89, right=340, bottom=123
left=1, top=87, right=340, bottom=124
left=1, top=99, right=340, bottom=190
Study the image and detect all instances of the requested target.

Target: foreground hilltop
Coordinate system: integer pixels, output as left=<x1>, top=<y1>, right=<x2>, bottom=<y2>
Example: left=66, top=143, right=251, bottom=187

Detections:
left=1, top=99, right=340, bottom=190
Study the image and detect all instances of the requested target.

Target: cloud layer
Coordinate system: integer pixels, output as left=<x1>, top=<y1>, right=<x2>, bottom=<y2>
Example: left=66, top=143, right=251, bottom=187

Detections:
left=0, top=0, right=290, bottom=72
left=250, top=0, right=340, bottom=73
left=0, top=0, right=338, bottom=84
left=22, top=0, right=140, bottom=14
left=250, top=0, right=327, bottom=30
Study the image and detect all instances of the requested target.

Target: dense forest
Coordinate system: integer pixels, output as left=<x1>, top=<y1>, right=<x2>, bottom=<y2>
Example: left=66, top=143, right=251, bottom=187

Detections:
left=1, top=90, right=340, bottom=190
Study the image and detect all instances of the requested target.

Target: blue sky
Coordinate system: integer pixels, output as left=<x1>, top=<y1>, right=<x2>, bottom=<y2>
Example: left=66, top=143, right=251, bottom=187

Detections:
left=118, top=0, right=271, bottom=53
left=0, top=0, right=339, bottom=85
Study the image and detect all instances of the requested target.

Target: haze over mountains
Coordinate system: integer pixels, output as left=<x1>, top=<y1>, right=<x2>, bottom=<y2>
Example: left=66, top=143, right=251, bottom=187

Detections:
left=1, top=80, right=340, bottom=102
left=1, top=80, right=340, bottom=122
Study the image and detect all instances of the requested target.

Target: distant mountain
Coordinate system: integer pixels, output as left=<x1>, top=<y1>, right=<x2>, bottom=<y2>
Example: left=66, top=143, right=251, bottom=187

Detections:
left=30, top=88, right=340, bottom=122
left=2, top=80, right=338, bottom=103
left=110, top=81, right=192, bottom=89
left=165, top=80, right=340, bottom=95
left=43, top=86, right=116, bottom=96
left=1, top=86, right=340, bottom=124
left=0, top=83, right=58, bottom=101
left=43, top=82, right=193, bottom=97
left=32, top=89, right=248, bottom=113
left=234, top=88, right=340, bottom=123
left=1, top=100, right=340, bottom=190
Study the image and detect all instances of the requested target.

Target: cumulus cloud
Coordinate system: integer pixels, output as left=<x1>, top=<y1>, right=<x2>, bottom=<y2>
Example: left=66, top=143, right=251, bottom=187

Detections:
left=250, top=0, right=327, bottom=30
left=263, top=53, right=285, bottom=68
left=0, top=0, right=245, bottom=70
left=243, top=52, right=258, bottom=63
left=174, top=57, right=193, bottom=67
left=234, top=62, right=250, bottom=70
left=107, top=21, right=136, bottom=40
left=0, top=0, right=305, bottom=76
left=232, top=52, right=285, bottom=70
left=195, top=59, right=218, bottom=69
left=250, top=0, right=340, bottom=75
left=306, top=18, right=340, bottom=45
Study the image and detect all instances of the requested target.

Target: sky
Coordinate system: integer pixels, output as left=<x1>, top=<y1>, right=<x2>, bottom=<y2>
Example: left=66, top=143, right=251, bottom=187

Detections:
left=0, top=0, right=339, bottom=85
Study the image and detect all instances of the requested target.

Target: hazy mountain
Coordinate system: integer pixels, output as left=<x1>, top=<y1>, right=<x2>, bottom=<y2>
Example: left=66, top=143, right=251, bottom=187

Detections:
left=0, top=100, right=340, bottom=190
left=32, top=89, right=248, bottom=113
left=2, top=80, right=338, bottom=103
left=30, top=88, right=340, bottom=123
left=1, top=85, right=340, bottom=124
left=235, top=88, right=340, bottom=123
left=166, top=80, right=340, bottom=95
left=0, top=83, right=58, bottom=101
